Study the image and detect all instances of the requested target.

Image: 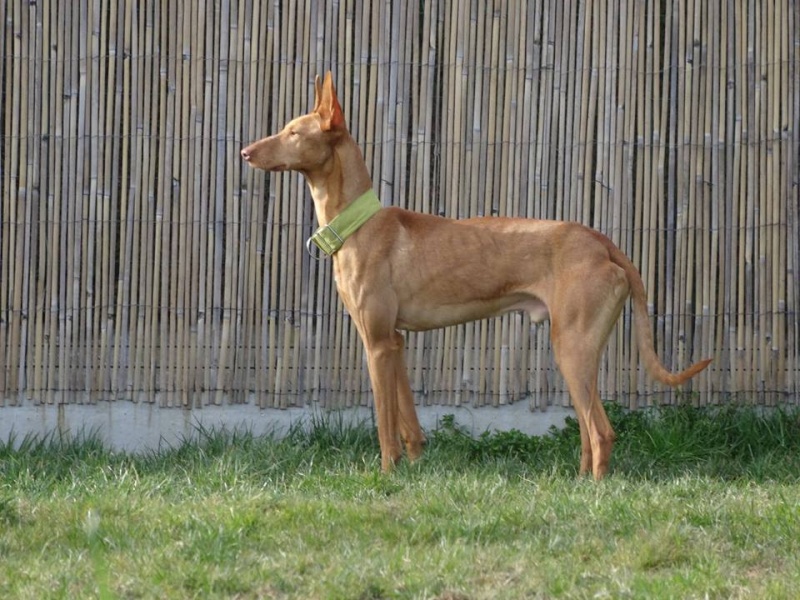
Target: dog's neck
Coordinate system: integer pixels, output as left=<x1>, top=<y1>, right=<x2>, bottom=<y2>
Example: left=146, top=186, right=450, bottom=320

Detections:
left=306, top=135, right=373, bottom=227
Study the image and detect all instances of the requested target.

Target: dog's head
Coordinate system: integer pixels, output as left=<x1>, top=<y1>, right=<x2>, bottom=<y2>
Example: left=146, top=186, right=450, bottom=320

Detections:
left=241, top=72, right=347, bottom=173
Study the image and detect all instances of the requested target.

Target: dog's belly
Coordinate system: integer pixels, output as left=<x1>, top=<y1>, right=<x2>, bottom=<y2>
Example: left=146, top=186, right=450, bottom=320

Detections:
left=395, top=295, right=549, bottom=332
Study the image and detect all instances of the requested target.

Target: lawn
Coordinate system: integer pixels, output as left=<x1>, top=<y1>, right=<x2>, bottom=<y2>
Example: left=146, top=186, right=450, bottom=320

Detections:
left=1, top=404, right=799, bottom=599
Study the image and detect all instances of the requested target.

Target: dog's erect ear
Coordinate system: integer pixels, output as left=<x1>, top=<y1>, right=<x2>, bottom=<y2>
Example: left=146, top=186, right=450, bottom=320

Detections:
left=317, top=71, right=346, bottom=132
left=313, top=75, right=323, bottom=112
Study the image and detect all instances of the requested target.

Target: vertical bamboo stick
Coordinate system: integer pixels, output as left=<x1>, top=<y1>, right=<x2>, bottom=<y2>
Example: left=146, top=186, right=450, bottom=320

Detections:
left=187, top=0, right=205, bottom=405
left=83, top=0, right=101, bottom=403
left=246, top=0, right=267, bottom=408
left=786, top=0, right=796, bottom=402
left=1, top=1, right=14, bottom=400
left=580, top=0, right=599, bottom=229
left=7, top=0, right=27, bottom=403
left=748, top=0, right=762, bottom=398
left=152, top=1, right=171, bottom=406
left=732, top=0, right=746, bottom=396
left=114, top=0, right=130, bottom=401
left=125, top=0, right=144, bottom=401
left=767, top=0, right=784, bottom=403
left=662, top=0, right=681, bottom=403
left=638, top=0, right=655, bottom=404
left=755, top=1, right=769, bottom=402
left=140, top=2, right=159, bottom=402
left=551, top=0, right=568, bottom=224
left=301, top=0, right=321, bottom=405
left=719, top=0, right=735, bottom=398
left=612, top=0, right=636, bottom=403
left=229, top=0, right=245, bottom=403
left=64, top=0, right=82, bottom=401
left=28, top=0, right=48, bottom=405
left=776, top=5, right=800, bottom=398
left=97, top=0, right=119, bottom=402
left=0, top=0, right=11, bottom=403
left=174, top=0, right=192, bottom=407
left=708, top=0, right=726, bottom=398
left=630, top=0, right=649, bottom=408
left=650, top=0, right=669, bottom=402
left=294, top=0, right=313, bottom=405
left=684, top=0, right=702, bottom=402
left=213, top=0, right=234, bottom=406
left=696, top=0, right=712, bottom=399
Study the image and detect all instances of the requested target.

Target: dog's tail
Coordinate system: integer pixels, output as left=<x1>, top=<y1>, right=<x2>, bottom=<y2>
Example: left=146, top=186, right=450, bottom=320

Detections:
left=602, top=235, right=712, bottom=386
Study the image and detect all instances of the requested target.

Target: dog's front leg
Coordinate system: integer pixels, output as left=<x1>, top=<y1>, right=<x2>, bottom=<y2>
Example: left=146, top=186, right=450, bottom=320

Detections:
left=363, top=334, right=405, bottom=471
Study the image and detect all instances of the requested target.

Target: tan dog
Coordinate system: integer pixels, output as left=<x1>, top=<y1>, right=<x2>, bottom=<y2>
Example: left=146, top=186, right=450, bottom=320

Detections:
left=241, top=72, right=711, bottom=479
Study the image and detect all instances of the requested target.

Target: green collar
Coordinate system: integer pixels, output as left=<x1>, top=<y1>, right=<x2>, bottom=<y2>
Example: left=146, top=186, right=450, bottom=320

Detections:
left=307, top=189, right=382, bottom=256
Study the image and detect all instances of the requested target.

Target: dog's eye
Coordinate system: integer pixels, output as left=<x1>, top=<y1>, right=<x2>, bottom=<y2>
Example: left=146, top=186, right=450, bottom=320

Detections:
left=289, top=130, right=299, bottom=137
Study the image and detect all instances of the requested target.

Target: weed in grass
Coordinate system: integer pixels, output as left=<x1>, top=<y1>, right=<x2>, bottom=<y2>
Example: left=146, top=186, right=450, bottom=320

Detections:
left=0, top=495, right=20, bottom=526
left=609, top=403, right=800, bottom=481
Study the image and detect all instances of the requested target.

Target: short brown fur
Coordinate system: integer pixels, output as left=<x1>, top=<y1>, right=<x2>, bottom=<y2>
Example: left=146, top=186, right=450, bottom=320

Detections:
left=241, top=73, right=712, bottom=479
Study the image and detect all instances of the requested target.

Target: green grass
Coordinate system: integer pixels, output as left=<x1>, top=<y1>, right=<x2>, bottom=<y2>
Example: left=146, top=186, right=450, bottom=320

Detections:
left=1, top=404, right=799, bottom=599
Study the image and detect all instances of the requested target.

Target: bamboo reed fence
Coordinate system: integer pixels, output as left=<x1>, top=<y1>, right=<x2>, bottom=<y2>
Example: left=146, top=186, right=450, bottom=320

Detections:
left=1, top=0, right=798, bottom=411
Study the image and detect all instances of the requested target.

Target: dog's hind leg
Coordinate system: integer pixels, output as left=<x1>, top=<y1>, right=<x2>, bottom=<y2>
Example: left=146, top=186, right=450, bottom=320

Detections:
left=572, top=407, right=594, bottom=476
left=552, top=334, right=615, bottom=478
left=549, top=262, right=628, bottom=479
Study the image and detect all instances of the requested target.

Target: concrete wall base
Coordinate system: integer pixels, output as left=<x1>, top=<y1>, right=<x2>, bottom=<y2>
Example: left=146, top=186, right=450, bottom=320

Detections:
left=1, top=402, right=572, bottom=453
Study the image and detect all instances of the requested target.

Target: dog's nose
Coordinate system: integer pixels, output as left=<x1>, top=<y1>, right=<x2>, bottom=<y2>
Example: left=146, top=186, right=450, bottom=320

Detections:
left=241, top=148, right=251, bottom=161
